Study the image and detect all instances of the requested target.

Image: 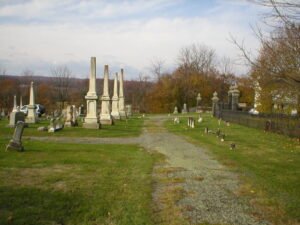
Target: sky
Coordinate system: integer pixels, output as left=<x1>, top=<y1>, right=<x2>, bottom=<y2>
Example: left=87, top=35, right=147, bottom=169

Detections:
left=0, top=0, right=267, bottom=79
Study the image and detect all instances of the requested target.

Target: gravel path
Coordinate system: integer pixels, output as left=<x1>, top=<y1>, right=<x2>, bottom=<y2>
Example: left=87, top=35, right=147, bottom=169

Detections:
left=140, top=117, right=269, bottom=225
left=26, top=116, right=269, bottom=225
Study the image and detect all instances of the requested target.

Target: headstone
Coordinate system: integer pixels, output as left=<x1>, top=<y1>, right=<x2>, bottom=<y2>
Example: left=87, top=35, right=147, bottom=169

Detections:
left=182, top=103, right=187, bottom=114
left=111, top=72, right=120, bottom=120
left=1, top=109, right=5, bottom=117
left=37, top=126, right=47, bottom=131
left=196, top=93, right=202, bottom=113
left=48, top=118, right=56, bottom=133
left=8, top=96, right=25, bottom=127
left=6, top=121, right=25, bottom=151
left=72, top=105, right=78, bottom=126
left=79, top=104, right=85, bottom=116
left=173, top=106, right=178, bottom=114
left=83, top=57, right=100, bottom=129
left=211, top=91, right=219, bottom=117
left=230, top=143, right=236, bottom=150
left=26, top=82, right=37, bottom=123
left=204, top=127, right=208, bottom=134
left=125, top=105, right=132, bottom=117
left=64, top=105, right=73, bottom=127
left=191, top=118, right=195, bottom=128
left=231, top=84, right=240, bottom=111
left=100, top=65, right=113, bottom=125
left=118, top=68, right=127, bottom=119
left=174, top=117, right=180, bottom=124
left=198, top=116, right=203, bottom=123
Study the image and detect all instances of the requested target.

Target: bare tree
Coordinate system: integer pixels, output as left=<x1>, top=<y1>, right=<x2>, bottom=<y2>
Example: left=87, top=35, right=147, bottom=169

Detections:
left=177, top=43, right=216, bottom=76
left=232, top=0, right=300, bottom=89
left=51, top=65, right=73, bottom=110
left=149, top=58, right=165, bottom=81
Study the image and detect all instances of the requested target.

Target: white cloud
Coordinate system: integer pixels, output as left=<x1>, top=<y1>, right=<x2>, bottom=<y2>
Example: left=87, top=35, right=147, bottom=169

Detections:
left=0, top=0, right=262, bottom=78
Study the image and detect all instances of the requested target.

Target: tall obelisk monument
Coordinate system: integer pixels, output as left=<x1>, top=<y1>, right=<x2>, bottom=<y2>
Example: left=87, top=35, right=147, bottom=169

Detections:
left=100, top=65, right=113, bottom=125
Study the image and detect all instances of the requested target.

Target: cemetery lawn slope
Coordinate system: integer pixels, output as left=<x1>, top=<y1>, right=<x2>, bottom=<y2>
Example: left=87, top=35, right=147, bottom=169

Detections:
left=0, top=116, right=144, bottom=138
left=165, top=114, right=300, bottom=224
left=0, top=138, right=157, bottom=225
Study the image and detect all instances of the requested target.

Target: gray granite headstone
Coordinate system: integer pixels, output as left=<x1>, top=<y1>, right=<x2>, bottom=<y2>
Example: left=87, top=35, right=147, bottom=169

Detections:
left=6, top=121, right=25, bottom=151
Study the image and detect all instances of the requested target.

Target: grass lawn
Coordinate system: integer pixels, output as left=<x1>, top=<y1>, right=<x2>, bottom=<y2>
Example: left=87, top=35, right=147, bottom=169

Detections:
left=0, top=137, right=158, bottom=225
left=165, top=113, right=300, bottom=224
left=0, top=116, right=144, bottom=138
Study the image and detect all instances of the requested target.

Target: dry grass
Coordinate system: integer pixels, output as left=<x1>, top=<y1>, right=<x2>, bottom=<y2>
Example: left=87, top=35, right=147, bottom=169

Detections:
left=152, top=165, right=189, bottom=225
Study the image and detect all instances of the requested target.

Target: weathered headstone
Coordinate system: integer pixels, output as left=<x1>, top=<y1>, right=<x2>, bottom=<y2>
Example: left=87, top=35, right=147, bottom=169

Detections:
left=173, top=106, right=178, bottom=114
left=8, top=96, right=25, bottom=127
left=182, top=103, right=187, bottom=114
left=83, top=57, right=100, bottom=129
left=212, top=91, right=219, bottom=117
left=196, top=93, right=202, bottom=113
left=48, top=118, right=56, bottom=133
left=6, top=121, right=25, bottom=151
left=64, top=105, right=73, bottom=127
left=126, top=105, right=132, bottom=117
left=72, top=105, right=78, bottom=126
left=100, top=65, right=113, bottom=125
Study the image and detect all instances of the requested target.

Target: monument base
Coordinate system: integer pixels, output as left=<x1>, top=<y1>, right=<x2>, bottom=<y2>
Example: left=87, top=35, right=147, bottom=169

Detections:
left=100, top=119, right=113, bottom=125
left=82, top=123, right=101, bottom=129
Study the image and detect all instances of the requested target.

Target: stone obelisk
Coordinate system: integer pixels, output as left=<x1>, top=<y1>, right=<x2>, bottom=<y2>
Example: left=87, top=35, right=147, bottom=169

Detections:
left=111, top=72, right=120, bottom=120
left=100, top=65, right=113, bottom=125
left=26, top=82, right=37, bottom=123
left=118, top=68, right=126, bottom=119
left=12, top=95, right=18, bottom=112
left=83, top=57, right=100, bottom=129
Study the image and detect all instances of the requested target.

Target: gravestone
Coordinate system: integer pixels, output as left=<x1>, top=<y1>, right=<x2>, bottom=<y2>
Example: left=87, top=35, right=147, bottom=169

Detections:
left=125, top=105, right=132, bottom=117
left=64, top=105, right=73, bottom=127
left=72, top=105, right=78, bottom=126
left=8, top=96, right=25, bottom=127
left=211, top=91, right=219, bottom=117
left=182, top=103, right=187, bottom=114
left=6, top=121, right=25, bottom=151
left=173, top=106, right=178, bottom=114
left=196, top=93, right=202, bottom=113
left=48, top=118, right=56, bottom=133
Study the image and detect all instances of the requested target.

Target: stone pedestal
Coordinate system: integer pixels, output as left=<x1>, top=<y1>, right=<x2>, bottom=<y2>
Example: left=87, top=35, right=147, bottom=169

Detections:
left=100, top=65, right=113, bottom=125
left=26, top=82, right=37, bottom=124
left=118, top=68, right=127, bottom=119
left=111, top=72, right=120, bottom=120
left=83, top=57, right=100, bottom=129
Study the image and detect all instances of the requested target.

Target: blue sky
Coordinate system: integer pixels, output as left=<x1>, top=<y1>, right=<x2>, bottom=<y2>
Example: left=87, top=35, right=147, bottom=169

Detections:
left=0, top=0, right=266, bottom=79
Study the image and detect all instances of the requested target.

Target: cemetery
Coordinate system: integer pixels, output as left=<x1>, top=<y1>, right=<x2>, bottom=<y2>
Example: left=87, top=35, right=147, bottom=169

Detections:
left=0, top=1, right=299, bottom=225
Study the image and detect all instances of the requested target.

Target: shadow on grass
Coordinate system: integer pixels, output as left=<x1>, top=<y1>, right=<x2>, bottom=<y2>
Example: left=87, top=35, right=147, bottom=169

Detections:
left=0, top=186, right=83, bottom=225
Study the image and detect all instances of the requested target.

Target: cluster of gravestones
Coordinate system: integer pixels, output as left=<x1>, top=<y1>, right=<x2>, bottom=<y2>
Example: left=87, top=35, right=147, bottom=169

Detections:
left=187, top=117, right=195, bottom=128
left=5, top=57, right=135, bottom=151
